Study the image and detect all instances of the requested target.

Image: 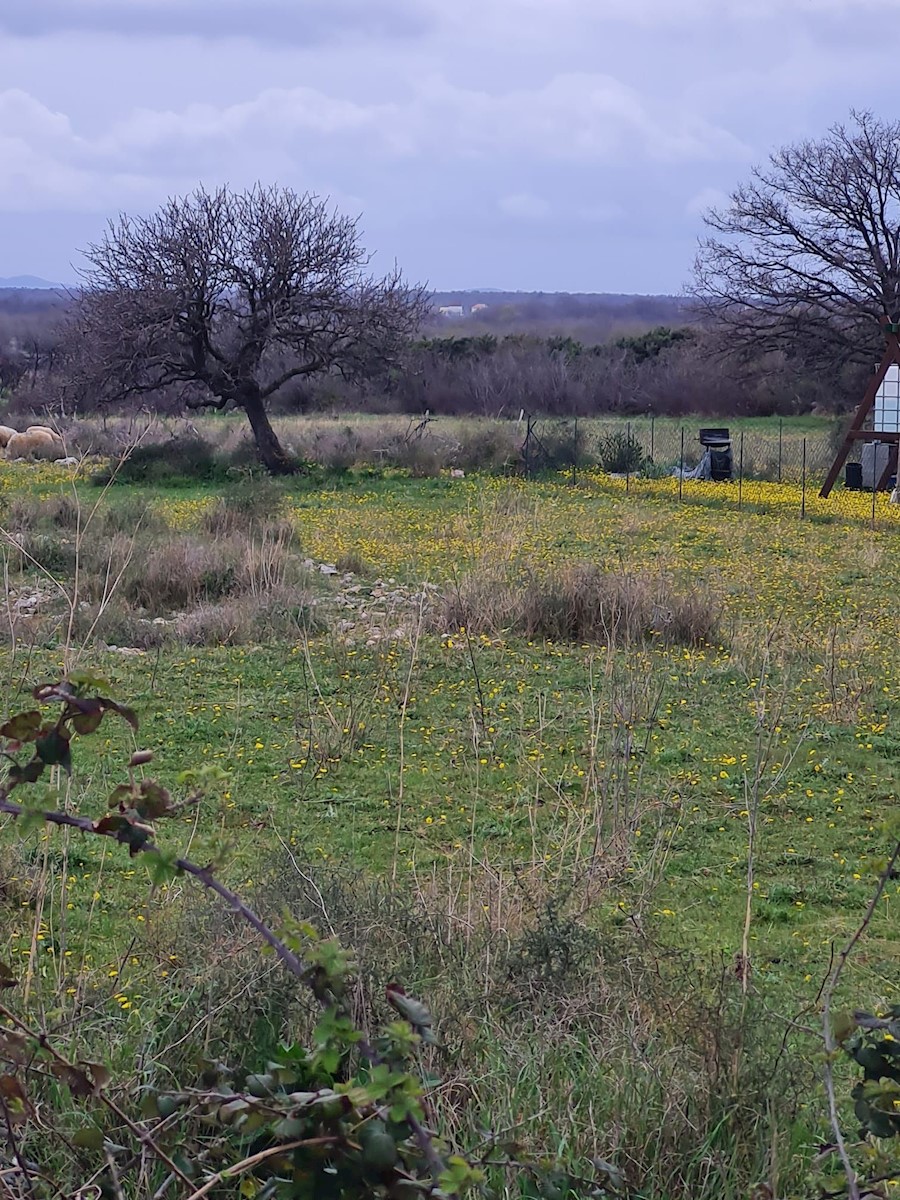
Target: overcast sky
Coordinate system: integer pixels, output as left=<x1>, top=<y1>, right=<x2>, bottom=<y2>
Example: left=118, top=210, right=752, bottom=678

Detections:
left=0, top=0, right=894, bottom=292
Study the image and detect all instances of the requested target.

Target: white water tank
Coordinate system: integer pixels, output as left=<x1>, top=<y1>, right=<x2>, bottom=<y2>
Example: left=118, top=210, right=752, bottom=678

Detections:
left=861, top=441, right=892, bottom=489
left=875, top=363, right=900, bottom=432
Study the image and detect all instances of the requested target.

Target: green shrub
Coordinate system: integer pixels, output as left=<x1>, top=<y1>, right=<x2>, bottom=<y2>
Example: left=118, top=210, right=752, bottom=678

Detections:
left=639, top=458, right=674, bottom=480
left=16, top=531, right=78, bottom=576
left=93, top=434, right=227, bottom=486
left=597, top=430, right=646, bottom=474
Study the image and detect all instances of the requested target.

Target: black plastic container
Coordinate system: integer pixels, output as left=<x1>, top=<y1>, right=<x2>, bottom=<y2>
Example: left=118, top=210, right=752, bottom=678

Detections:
left=709, top=446, right=733, bottom=482
left=699, top=427, right=730, bottom=447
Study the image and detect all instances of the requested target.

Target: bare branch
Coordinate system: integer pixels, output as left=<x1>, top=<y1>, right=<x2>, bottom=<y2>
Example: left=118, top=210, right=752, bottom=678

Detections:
left=0, top=789, right=446, bottom=1181
left=693, top=111, right=900, bottom=371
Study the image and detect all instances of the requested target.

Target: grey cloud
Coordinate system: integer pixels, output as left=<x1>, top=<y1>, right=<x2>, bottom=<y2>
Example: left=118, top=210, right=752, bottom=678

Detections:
left=94, top=75, right=749, bottom=178
left=0, top=72, right=751, bottom=222
left=0, top=0, right=432, bottom=46
left=1, top=0, right=894, bottom=290
left=497, top=193, right=551, bottom=220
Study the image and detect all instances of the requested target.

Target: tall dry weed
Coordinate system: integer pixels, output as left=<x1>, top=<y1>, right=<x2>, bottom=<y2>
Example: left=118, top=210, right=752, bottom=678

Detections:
left=439, top=562, right=722, bottom=647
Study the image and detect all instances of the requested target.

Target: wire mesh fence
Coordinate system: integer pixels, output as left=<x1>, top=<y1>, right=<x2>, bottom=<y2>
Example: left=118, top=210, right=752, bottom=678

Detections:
left=520, top=416, right=900, bottom=530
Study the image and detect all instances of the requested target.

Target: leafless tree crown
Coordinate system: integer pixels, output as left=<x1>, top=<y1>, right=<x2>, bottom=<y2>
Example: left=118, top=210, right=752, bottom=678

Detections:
left=693, top=110, right=900, bottom=368
left=67, top=185, right=427, bottom=471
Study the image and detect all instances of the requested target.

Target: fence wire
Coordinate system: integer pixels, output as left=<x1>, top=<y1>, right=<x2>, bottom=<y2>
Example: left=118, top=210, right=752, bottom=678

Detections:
left=520, top=416, right=900, bottom=530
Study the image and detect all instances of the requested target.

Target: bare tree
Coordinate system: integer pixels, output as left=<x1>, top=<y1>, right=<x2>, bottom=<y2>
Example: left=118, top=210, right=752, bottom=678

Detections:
left=67, top=186, right=428, bottom=473
left=693, top=110, right=900, bottom=370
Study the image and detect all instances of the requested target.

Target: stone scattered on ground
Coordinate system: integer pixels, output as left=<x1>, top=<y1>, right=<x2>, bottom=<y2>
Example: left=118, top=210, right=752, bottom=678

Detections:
left=7, top=557, right=443, bottom=653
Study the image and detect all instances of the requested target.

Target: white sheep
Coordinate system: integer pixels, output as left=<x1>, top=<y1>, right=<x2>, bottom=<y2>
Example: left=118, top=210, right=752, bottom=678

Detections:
left=25, top=425, right=63, bottom=444
left=6, top=430, right=64, bottom=460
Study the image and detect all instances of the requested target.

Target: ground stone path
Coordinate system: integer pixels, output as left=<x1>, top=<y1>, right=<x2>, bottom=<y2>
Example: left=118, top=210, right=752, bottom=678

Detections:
left=309, top=559, right=439, bottom=646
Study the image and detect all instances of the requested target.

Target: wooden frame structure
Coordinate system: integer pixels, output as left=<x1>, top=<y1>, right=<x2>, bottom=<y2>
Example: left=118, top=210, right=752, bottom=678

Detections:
left=820, top=318, right=900, bottom=497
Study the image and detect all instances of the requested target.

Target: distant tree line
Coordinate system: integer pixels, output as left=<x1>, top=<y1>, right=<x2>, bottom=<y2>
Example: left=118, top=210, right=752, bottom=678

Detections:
left=0, top=295, right=65, bottom=397
left=265, top=325, right=864, bottom=419
left=0, top=303, right=866, bottom=424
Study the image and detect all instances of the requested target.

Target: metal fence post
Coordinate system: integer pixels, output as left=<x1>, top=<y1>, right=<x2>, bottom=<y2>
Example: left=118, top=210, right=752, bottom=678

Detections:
left=778, top=418, right=783, bottom=483
left=626, top=420, right=631, bottom=494
left=524, top=416, right=531, bottom=478
left=738, top=430, right=744, bottom=511
left=801, top=437, right=807, bottom=518
left=678, top=427, right=684, bottom=503
left=650, top=414, right=655, bottom=462
left=572, top=417, right=577, bottom=487
left=872, top=468, right=878, bottom=530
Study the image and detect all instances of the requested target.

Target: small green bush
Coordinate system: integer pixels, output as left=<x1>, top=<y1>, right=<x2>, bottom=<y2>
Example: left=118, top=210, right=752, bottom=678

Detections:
left=639, top=458, right=675, bottom=480
left=16, top=531, right=78, bottom=576
left=93, top=434, right=227, bottom=486
left=597, top=430, right=646, bottom=474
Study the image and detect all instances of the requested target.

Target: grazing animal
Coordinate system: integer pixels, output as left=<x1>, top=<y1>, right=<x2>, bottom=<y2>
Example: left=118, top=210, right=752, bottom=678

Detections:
left=6, top=430, right=63, bottom=460
left=25, top=425, right=63, bottom=444
left=0, top=426, right=17, bottom=449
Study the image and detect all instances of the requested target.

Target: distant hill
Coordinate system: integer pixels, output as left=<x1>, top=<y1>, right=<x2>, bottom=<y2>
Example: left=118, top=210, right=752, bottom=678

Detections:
left=0, top=275, right=64, bottom=290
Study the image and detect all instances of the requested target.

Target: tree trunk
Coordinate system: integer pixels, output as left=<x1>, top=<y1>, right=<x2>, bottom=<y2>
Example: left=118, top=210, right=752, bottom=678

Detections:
left=239, top=386, right=297, bottom=475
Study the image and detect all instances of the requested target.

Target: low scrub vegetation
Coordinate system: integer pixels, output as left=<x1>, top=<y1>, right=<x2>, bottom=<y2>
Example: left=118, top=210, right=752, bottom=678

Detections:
left=596, top=429, right=647, bottom=474
left=1, top=671, right=897, bottom=1199
left=1, top=461, right=898, bottom=1200
left=439, top=563, right=722, bottom=647
left=0, top=489, right=322, bottom=650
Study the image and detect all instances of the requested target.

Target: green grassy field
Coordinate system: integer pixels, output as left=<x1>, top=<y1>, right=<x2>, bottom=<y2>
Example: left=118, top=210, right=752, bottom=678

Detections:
left=1, top=459, right=898, bottom=1198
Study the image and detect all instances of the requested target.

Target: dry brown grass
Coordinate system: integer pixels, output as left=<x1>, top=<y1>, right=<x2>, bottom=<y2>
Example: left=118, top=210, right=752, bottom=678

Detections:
left=68, top=598, right=173, bottom=649
left=439, top=562, right=722, bottom=647
left=334, top=550, right=370, bottom=576
left=175, top=583, right=325, bottom=646
left=0, top=488, right=327, bottom=650
left=121, top=536, right=241, bottom=611
left=61, top=413, right=524, bottom=476
left=199, top=476, right=292, bottom=536
left=239, top=524, right=295, bottom=597
left=112, top=525, right=299, bottom=614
